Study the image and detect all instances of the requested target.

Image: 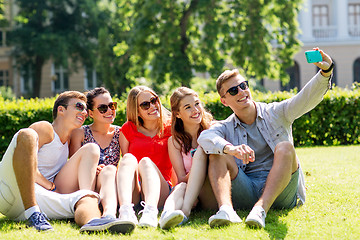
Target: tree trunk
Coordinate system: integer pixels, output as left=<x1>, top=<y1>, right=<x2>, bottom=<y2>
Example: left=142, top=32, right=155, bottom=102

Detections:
left=33, top=56, right=45, bottom=98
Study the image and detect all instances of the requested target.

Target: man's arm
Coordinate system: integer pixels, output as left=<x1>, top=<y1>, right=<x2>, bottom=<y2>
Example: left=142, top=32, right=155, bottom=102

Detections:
left=198, top=123, right=255, bottom=164
left=29, top=121, right=56, bottom=190
left=197, top=122, right=232, bottom=155
left=281, top=49, right=333, bottom=123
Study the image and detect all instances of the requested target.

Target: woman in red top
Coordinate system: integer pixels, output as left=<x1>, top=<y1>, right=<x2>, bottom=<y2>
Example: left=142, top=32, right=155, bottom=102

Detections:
left=117, top=86, right=172, bottom=228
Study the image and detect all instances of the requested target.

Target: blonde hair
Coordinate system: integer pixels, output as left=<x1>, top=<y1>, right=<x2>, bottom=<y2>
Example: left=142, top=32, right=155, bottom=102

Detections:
left=216, top=69, right=240, bottom=96
left=170, top=87, right=213, bottom=154
left=127, top=86, right=170, bottom=136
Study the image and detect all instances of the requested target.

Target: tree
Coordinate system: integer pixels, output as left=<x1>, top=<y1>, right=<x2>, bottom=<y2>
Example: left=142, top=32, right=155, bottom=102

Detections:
left=9, top=0, right=107, bottom=97
left=113, top=0, right=302, bottom=93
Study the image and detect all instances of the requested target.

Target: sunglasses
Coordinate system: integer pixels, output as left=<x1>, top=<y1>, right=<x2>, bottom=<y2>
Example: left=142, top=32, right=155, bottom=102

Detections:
left=222, top=81, right=249, bottom=98
left=139, top=96, right=159, bottom=111
left=96, top=102, right=117, bottom=114
left=73, top=102, right=87, bottom=112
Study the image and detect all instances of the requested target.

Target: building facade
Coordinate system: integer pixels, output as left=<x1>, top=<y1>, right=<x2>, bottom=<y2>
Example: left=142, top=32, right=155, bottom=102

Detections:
left=265, top=0, right=360, bottom=91
left=1, top=0, right=360, bottom=97
left=0, top=0, right=98, bottom=98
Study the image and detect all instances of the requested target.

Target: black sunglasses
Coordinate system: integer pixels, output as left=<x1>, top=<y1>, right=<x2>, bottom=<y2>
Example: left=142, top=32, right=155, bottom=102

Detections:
left=222, top=81, right=249, bottom=98
left=139, top=96, right=159, bottom=110
left=96, top=102, right=117, bottom=114
left=73, top=102, right=87, bottom=112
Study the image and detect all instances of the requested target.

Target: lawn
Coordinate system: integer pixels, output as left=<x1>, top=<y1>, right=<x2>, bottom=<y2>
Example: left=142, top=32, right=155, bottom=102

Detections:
left=0, top=145, right=359, bottom=239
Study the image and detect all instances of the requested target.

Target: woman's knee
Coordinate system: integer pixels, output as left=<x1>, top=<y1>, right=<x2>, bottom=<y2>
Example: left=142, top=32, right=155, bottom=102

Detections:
left=119, top=153, right=138, bottom=167
left=99, top=165, right=117, bottom=178
left=82, top=143, right=100, bottom=159
left=138, top=157, right=153, bottom=169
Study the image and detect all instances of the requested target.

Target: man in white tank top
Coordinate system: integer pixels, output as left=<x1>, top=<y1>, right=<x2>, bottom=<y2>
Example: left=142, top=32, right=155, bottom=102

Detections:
left=0, top=91, right=134, bottom=234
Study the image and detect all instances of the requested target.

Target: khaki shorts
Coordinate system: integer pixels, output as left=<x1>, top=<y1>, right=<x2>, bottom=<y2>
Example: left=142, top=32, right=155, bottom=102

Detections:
left=0, top=131, right=99, bottom=221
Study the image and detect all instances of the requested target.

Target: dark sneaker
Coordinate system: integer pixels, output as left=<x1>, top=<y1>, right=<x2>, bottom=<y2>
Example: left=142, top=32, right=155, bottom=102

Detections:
left=27, top=212, right=54, bottom=231
left=80, top=216, right=135, bottom=234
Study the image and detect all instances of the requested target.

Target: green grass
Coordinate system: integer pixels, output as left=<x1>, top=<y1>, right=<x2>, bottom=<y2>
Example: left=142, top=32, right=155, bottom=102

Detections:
left=1, top=145, right=359, bottom=239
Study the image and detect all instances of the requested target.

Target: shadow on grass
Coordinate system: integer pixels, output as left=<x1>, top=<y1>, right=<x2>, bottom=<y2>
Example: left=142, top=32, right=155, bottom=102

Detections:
left=0, top=215, right=79, bottom=232
left=0, top=215, right=27, bottom=231
left=262, top=209, right=291, bottom=240
left=171, top=208, right=292, bottom=240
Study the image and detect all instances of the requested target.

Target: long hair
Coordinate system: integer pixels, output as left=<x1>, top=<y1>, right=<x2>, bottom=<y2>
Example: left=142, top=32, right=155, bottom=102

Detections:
left=170, top=87, right=212, bottom=154
left=126, top=86, right=170, bottom=136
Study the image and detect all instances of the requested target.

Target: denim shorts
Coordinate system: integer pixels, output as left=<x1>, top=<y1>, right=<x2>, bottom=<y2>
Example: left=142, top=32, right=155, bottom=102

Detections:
left=231, top=167, right=299, bottom=210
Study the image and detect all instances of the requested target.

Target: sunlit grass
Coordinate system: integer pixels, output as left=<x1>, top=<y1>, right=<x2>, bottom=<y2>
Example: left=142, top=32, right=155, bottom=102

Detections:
left=0, top=145, right=359, bottom=239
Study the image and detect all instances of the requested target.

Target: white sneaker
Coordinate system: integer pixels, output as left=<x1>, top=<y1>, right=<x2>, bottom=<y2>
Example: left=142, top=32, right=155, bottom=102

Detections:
left=208, top=209, right=242, bottom=228
left=245, top=206, right=266, bottom=228
left=159, top=210, right=185, bottom=230
left=119, top=204, right=138, bottom=225
left=138, top=201, right=158, bottom=228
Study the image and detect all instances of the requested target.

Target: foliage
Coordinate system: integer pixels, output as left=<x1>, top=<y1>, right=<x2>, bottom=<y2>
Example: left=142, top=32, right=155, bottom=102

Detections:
left=1, top=145, right=360, bottom=239
left=111, top=0, right=302, bottom=95
left=0, top=86, right=16, bottom=100
left=1, top=86, right=360, bottom=156
left=9, top=0, right=108, bottom=97
left=0, top=0, right=8, bottom=27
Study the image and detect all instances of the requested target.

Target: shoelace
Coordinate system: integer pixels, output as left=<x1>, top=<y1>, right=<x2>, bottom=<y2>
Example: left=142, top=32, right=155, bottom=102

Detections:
left=138, top=201, right=149, bottom=216
left=255, top=209, right=266, bottom=219
left=30, top=212, right=49, bottom=225
left=138, top=201, right=157, bottom=217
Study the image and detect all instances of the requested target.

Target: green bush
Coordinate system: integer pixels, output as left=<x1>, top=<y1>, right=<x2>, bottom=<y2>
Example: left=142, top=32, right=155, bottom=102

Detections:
left=1, top=87, right=359, bottom=156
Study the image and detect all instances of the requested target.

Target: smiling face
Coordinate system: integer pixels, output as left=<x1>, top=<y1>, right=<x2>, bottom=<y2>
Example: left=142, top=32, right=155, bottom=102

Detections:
left=220, top=74, right=253, bottom=112
left=88, top=93, right=116, bottom=124
left=176, top=95, right=203, bottom=126
left=62, top=97, right=88, bottom=128
left=137, top=91, right=160, bottom=122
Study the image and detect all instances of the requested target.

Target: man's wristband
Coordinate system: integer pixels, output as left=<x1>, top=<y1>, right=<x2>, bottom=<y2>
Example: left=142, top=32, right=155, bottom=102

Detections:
left=322, top=62, right=334, bottom=73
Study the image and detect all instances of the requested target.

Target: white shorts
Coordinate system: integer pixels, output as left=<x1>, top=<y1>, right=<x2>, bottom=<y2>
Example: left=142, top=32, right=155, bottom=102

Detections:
left=0, top=131, right=99, bottom=221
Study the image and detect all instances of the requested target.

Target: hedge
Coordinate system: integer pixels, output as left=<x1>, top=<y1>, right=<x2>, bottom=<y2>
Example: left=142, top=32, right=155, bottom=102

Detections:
left=1, top=86, right=359, bottom=156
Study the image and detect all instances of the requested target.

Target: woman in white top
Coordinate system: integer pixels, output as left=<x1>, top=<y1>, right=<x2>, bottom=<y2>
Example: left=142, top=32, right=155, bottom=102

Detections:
left=159, top=87, right=217, bottom=229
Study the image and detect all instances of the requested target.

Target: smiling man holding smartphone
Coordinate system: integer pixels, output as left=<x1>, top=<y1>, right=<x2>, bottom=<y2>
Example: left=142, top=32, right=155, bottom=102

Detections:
left=198, top=48, right=334, bottom=228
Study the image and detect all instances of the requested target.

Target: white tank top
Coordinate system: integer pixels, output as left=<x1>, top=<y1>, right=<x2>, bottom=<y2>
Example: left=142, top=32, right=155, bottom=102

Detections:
left=37, top=131, right=69, bottom=182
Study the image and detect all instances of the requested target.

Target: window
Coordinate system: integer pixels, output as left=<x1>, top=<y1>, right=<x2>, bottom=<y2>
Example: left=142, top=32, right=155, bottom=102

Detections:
left=52, top=65, right=69, bottom=93
left=281, top=62, right=300, bottom=91
left=313, top=5, right=329, bottom=27
left=20, top=64, right=33, bottom=95
left=84, top=68, right=99, bottom=90
left=349, top=3, right=360, bottom=36
left=354, top=58, right=360, bottom=83
left=349, top=3, right=360, bottom=25
left=0, top=70, right=9, bottom=87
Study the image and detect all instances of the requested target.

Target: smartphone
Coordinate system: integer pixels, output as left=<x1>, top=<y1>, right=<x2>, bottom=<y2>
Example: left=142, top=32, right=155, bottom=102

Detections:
left=305, top=50, right=323, bottom=63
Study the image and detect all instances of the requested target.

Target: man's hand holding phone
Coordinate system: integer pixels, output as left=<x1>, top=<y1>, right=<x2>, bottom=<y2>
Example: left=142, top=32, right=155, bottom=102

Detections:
left=306, top=47, right=334, bottom=77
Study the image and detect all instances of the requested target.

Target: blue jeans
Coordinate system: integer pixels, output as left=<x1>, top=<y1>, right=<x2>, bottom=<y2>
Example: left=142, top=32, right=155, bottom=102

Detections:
left=231, top=167, right=299, bottom=210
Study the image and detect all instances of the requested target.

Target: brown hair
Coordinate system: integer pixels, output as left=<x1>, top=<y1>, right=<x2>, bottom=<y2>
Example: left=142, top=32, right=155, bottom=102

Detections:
left=53, top=91, right=87, bottom=120
left=126, top=86, right=170, bottom=136
left=216, top=69, right=240, bottom=96
left=170, top=87, right=213, bottom=154
left=86, top=87, right=110, bottom=110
